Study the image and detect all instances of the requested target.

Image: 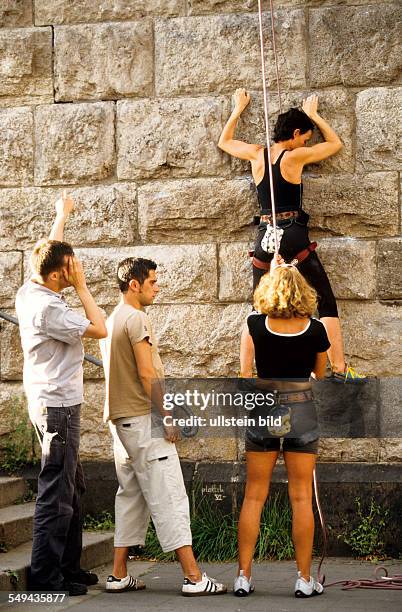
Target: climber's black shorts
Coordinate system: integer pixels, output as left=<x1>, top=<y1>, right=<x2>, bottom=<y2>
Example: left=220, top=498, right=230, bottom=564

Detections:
left=252, top=220, right=338, bottom=318
left=245, top=435, right=319, bottom=454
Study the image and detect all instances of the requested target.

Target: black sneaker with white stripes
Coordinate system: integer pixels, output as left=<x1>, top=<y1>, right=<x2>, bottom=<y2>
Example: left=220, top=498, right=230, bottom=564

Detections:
left=182, top=572, right=227, bottom=596
left=105, top=574, right=146, bottom=593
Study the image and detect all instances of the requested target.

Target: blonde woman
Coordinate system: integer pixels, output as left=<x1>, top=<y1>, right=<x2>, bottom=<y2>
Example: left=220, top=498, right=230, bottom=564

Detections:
left=234, top=257, right=329, bottom=599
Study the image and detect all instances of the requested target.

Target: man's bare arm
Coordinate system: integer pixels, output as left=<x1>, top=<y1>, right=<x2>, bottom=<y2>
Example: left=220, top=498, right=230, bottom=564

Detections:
left=48, top=191, right=74, bottom=241
left=133, top=339, right=179, bottom=442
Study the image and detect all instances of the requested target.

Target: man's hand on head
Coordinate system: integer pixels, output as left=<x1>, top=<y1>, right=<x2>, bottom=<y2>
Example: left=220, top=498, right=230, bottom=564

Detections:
left=55, top=190, right=74, bottom=219
left=63, top=256, right=87, bottom=292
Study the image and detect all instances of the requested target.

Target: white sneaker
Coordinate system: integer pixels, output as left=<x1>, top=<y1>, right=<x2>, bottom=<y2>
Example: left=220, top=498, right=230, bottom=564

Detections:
left=106, top=574, right=146, bottom=593
left=294, top=571, right=324, bottom=598
left=182, top=572, right=227, bottom=596
left=234, top=570, right=254, bottom=597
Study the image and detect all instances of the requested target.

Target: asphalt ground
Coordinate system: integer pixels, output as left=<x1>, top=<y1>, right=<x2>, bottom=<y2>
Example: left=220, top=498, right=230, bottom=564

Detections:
left=1, top=558, right=401, bottom=612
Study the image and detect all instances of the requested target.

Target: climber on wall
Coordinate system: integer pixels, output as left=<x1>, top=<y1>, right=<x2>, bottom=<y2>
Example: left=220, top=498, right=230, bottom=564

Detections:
left=218, top=90, right=366, bottom=382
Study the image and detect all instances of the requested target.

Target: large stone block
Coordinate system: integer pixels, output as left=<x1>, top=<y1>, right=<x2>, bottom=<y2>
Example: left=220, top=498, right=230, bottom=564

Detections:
left=0, top=27, right=52, bottom=107
left=0, top=252, right=22, bottom=307
left=188, top=0, right=257, bottom=13
left=318, top=439, right=379, bottom=462
left=0, top=315, right=22, bottom=381
left=138, top=178, right=255, bottom=244
left=35, top=0, right=184, bottom=25
left=379, top=378, right=402, bottom=439
left=309, top=5, right=402, bottom=87
left=0, top=383, right=26, bottom=437
left=0, top=1, right=32, bottom=27
left=377, top=238, right=402, bottom=300
left=338, top=301, right=402, bottom=377
left=82, top=338, right=104, bottom=381
left=230, top=89, right=355, bottom=175
left=188, top=0, right=391, bottom=11
left=80, top=382, right=112, bottom=460
left=148, top=303, right=250, bottom=377
left=155, top=12, right=306, bottom=95
left=219, top=243, right=253, bottom=303
left=117, top=98, right=229, bottom=180
left=0, top=184, right=137, bottom=250
left=316, top=238, right=376, bottom=300
left=304, top=172, right=399, bottom=238
left=177, top=437, right=237, bottom=462
left=67, top=244, right=218, bottom=308
left=378, top=439, right=402, bottom=463
left=0, top=107, right=33, bottom=186
left=54, top=22, right=153, bottom=102
left=34, top=103, right=115, bottom=185
left=356, top=88, right=402, bottom=172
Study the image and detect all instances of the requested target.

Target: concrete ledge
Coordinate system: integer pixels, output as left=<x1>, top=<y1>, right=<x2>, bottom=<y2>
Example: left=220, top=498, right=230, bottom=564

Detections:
left=0, top=532, right=113, bottom=591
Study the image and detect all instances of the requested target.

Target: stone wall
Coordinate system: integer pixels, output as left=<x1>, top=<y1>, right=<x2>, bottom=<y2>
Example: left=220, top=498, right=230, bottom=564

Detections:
left=0, top=0, right=401, bottom=463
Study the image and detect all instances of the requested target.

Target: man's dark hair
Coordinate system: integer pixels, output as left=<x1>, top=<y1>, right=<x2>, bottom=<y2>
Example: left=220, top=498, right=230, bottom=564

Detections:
left=30, top=239, right=74, bottom=279
left=273, top=108, right=315, bottom=142
left=117, top=257, right=157, bottom=293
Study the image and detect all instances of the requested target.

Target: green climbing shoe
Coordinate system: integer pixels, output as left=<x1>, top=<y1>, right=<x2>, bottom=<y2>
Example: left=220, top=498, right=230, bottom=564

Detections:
left=330, top=365, right=368, bottom=383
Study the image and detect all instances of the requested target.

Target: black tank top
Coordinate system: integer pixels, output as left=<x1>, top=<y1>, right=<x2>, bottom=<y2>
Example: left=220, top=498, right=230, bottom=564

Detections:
left=256, top=148, right=302, bottom=215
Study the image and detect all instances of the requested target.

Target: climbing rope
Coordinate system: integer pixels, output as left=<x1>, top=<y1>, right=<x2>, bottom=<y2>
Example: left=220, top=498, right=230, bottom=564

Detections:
left=257, top=0, right=279, bottom=254
left=325, top=566, right=402, bottom=591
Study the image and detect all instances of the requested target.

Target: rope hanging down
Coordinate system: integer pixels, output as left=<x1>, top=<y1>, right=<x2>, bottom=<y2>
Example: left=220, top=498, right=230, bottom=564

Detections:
left=257, top=0, right=279, bottom=254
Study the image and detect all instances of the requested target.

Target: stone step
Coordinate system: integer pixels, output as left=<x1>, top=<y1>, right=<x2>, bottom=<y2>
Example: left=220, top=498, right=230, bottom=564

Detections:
left=0, top=531, right=114, bottom=591
left=0, top=477, right=28, bottom=509
left=0, top=502, right=36, bottom=549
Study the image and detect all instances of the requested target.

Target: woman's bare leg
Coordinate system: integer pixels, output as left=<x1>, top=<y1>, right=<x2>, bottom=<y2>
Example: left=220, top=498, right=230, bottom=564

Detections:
left=237, top=451, right=279, bottom=579
left=284, top=452, right=316, bottom=581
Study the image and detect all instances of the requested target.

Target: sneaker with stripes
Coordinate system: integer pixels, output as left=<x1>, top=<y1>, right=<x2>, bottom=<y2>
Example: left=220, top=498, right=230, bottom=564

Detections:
left=181, top=572, right=227, bottom=596
left=105, top=574, right=146, bottom=593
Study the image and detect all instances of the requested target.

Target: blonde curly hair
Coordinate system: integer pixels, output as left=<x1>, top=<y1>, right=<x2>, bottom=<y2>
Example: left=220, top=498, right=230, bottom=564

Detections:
left=254, top=266, right=318, bottom=318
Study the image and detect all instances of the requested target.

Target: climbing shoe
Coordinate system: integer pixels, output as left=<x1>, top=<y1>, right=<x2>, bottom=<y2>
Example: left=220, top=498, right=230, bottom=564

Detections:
left=329, top=365, right=368, bottom=383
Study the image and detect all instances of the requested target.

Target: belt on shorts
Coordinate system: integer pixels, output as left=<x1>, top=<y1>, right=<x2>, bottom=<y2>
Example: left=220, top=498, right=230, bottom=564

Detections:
left=249, top=242, right=318, bottom=270
left=260, top=210, right=299, bottom=224
left=272, top=389, right=313, bottom=404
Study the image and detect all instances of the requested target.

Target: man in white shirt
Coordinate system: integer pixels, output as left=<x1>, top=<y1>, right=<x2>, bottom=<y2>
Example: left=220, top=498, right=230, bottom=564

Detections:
left=16, top=193, right=107, bottom=596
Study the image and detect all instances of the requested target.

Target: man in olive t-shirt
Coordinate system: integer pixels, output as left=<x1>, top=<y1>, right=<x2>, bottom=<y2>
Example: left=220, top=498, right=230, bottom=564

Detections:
left=100, top=257, right=227, bottom=596
left=102, top=302, right=164, bottom=422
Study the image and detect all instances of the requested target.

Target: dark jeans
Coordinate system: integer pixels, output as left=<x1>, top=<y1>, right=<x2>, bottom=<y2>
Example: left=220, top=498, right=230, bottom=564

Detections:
left=29, top=404, right=86, bottom=589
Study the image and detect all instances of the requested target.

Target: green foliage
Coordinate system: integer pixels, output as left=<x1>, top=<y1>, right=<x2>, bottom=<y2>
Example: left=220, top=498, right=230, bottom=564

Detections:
left=339, top=497, right=389, bottom=560
left=14, top=485, right=36, bottom=505
left=142, top=491, right=294, bottom=562
left=83, top=511, right=115, bottom=531
left=256, top=492, right=294, bottom=561
left=0, top=397, right=40, bottom=473
left=5, top=570, right=19, bottom=588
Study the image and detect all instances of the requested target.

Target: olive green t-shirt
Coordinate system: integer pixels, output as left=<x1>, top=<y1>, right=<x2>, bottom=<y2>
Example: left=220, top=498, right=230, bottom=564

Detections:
left=100, top=303, right=164, bottom=422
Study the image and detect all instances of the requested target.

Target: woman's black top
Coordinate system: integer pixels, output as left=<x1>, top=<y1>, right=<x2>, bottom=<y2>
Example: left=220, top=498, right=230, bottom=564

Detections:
left=256, top=148, right=302, bottom=215
left=247, top=313, right=330, bottom=380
